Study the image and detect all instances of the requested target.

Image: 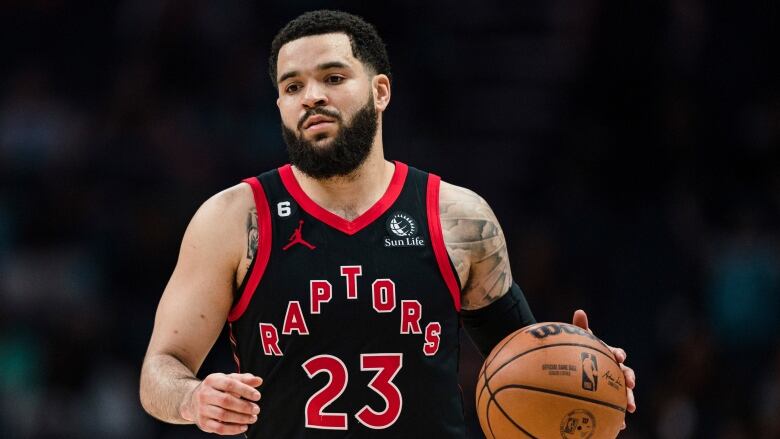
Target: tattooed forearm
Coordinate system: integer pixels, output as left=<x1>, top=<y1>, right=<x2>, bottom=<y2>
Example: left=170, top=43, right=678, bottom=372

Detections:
left=246, top=208, right=258, bottom=260
left=439, top=182, right=512, bottom=310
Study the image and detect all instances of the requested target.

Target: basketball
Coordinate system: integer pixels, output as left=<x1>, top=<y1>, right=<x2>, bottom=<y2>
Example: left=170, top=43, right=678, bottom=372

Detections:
left=476, top=322, right=627, bottom=439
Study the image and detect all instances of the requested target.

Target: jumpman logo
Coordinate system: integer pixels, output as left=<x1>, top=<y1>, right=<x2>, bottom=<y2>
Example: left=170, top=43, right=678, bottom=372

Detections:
left=282, top=220, right=316, bottom=251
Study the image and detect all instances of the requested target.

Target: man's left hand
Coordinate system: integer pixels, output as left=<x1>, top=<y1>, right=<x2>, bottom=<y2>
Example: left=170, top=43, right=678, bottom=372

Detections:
left=572, top=309, right=636, bottom=430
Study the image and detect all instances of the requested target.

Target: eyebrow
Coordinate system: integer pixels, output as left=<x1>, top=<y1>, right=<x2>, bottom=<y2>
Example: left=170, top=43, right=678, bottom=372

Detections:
left=277, top=61, right=351, bottom=85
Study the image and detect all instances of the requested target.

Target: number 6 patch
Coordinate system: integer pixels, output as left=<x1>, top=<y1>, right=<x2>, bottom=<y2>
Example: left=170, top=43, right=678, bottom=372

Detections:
left=277, top=200, right=298, bottom=218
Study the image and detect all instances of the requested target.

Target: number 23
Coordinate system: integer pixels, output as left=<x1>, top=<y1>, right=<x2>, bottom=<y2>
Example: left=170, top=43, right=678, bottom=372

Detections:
left=302, top=353, right=403, bottom=430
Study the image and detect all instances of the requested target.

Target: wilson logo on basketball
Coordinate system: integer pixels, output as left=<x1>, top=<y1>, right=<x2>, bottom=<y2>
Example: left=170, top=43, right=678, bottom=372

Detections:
left=524, top=323, right=601, bottom=344
left=384, top=212, right=424, bottom=247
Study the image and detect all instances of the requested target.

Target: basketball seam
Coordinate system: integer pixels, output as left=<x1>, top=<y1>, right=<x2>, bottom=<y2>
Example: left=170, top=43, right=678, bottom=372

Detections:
left=486, top=398, right=497, bottom=439
left=482, top=358, right=540, bottom=439
left=488, top=342, right=618, bottom=382
left=493, top=384, right=627, bottom=413
left=482, top=366, right=497, bottom=439
left=488, top=389, right=540, bottom=439
left=485, top=329, right=523, bottom=369
left=478, top=329, right=524, bottom=405
left=477, top=366, right=490, bottom=409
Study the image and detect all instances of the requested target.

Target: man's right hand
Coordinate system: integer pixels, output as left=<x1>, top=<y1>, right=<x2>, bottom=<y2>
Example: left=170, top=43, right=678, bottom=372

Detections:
left=180, top=372, right=263, bottom=435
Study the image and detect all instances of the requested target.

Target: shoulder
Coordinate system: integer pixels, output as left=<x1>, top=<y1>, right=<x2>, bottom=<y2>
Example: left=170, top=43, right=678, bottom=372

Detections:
left=183, top=182, right=255, bottom=253
left=196, top=183, right=255, bottom=222
left=207, top=182, right=254, bottom=210
left=439, top=180, right=479, bottom=203
left=438, top=180, right=500, bottom=231
left=437, top=180, right=512, bottom=310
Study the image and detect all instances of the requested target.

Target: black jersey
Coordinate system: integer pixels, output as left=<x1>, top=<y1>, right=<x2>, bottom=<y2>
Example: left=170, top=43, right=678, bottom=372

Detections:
left=227, top=162, right=465, bottom=438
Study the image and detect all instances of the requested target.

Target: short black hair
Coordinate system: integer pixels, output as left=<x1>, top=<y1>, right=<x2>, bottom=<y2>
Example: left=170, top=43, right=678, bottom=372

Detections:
left=269, top=10, right=391, bottom=86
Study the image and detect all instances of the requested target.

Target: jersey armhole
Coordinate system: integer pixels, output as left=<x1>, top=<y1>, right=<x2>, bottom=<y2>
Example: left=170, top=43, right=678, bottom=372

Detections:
left=228, top=177, right=273, bottom=322
left=426, top=174, right=462, bottom=312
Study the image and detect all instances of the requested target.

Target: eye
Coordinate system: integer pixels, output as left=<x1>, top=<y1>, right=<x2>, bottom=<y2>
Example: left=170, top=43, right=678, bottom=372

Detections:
left=284, top=83, right=301, bottom=94
left=326, top=75, right=345, bottom=84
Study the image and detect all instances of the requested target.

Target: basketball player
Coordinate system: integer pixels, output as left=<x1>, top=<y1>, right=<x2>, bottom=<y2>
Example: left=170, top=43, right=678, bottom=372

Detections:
left=139, top=10, right=636, bottom=437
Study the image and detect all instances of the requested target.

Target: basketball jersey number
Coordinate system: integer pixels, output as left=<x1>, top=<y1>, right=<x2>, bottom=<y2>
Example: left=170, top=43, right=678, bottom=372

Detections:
left=277, top=201, right=292, bottom=217
left=302, top=353, right=403, bottom=430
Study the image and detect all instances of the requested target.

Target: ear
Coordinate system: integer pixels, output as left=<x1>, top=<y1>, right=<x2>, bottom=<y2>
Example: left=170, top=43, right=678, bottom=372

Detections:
left=372, top=74, right=391, bottom=113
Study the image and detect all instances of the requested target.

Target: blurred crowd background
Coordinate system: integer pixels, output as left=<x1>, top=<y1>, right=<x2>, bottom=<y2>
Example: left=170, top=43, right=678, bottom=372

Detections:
left=1, top=1, right=778, bottom=438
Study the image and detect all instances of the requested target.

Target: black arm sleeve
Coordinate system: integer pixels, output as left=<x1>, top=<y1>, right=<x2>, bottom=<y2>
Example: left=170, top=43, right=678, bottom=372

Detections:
left=461, top=283, right=536, bottom=357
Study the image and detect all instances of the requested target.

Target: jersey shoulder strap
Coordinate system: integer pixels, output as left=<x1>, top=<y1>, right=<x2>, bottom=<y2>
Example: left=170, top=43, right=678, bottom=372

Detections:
left=228, top=173, right=274, bottom=322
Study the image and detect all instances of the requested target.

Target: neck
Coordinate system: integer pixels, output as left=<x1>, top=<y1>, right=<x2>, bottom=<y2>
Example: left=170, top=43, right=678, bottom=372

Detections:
left=290, top=131, right=394, bottom=220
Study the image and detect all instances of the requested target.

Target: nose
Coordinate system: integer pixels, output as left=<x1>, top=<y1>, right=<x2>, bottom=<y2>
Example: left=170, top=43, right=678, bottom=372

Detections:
left=301, top=82, right=328, bottom=109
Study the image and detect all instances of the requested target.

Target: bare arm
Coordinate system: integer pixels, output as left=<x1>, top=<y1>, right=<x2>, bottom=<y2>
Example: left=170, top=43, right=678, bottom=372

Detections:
left=140, top=184, right=262, bottom=434
left=439, top=181, right=512, bottom=310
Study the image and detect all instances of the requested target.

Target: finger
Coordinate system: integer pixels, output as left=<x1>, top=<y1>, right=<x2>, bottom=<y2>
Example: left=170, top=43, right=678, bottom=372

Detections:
left=200, top=419, right=249, bottom=435
left=626, top=388, right=636, bottom=413
left=202, top=390, right=260, bottom=415
left=209, top=375, right=262, bottom=401
left=571, top=309, right=589, bottom=331
left=620, top=364, right=636, bottom=389
left=621, top=421, right=626, bottom=430
left=611, top=347, right=627, bottom=363
left=229, top=373, right=264, bottom=388
left=203, top=404, right=259, bottom=425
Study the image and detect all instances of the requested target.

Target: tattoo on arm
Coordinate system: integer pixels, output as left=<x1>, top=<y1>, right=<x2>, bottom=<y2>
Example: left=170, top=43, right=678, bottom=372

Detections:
left=440, top=183, right=512, bottom=310
left=246, top=208, right=258, bottom=260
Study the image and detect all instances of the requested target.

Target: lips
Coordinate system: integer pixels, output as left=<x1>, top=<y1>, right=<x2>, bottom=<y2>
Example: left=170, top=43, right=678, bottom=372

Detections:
left=303, top=115, right=335, bottom=129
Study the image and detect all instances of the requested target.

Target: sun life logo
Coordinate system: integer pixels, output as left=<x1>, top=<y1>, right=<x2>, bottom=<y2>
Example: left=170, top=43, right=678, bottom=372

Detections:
left=387, top=212, right=417, bottom=237
left=384, top=212, right=424, bottom=247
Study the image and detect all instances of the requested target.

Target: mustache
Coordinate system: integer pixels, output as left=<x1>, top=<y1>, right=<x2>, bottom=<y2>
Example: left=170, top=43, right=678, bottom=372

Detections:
left=298, top=107, right=342, bottom=130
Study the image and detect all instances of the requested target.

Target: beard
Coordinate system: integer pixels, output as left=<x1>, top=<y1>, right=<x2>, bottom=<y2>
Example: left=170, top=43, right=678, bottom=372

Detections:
left=282, top=93, right=378, bottom=180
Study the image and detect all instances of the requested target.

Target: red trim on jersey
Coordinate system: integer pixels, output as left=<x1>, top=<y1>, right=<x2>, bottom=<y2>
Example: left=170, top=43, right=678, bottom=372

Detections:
left=228, top=177, right=273, bottom=322
left=278, top=161, right=409, bottom=236
left=228, top=323, right=241, bottom=372
left=426, top=174, right=461, bottom=312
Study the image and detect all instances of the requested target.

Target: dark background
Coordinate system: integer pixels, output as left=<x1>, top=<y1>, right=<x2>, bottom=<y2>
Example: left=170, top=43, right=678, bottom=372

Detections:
left=1, top=1, right=778, bottom=438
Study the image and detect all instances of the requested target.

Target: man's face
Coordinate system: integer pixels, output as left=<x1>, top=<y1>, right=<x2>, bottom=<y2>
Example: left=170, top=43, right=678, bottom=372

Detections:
left=276, top=33, right=384, bottom=179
